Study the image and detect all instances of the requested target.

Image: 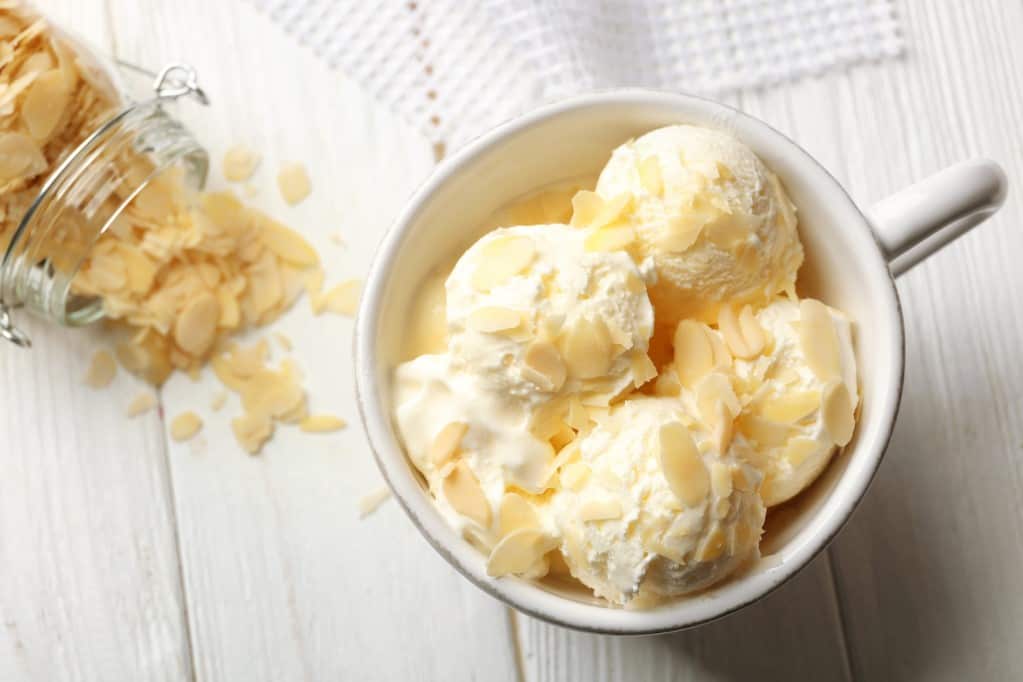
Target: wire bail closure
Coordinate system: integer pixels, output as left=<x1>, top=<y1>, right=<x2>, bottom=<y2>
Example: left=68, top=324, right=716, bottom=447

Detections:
left=0, top=63, right=207, bottom=350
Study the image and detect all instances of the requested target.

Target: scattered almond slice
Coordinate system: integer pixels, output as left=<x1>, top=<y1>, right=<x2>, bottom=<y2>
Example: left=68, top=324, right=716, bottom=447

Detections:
left=125, top=392, right=156, bottom=417
left=277, top=162, right=311, bottom=205
left=658, top=421, right=709, bottom=507
left=428, top=421, right=468, bottom=466
left=486, top=528, right=557, bottom=577
left=231, top=413, right=274, bottom=454
left=170, top=411, right=202, bottom=441
left=210, top=391, right=228, bottom=411
left=695, top=526, right=727, bottom=562
left=736, top=413, right=792, bottom=448
left=358, top=487, right=392, bottom=518
left=222, top=145, right=260, bottom=182
left=84, top=349, right=117, bottom=388
left=799, top=299, right=842, bottom=381
left=442, top=461, right=491, bottom=527
left=821, top=381, right=855, bottom=446
left=321, top=279, right=361, bottom=317
left=274, top=332, right=293, bottom=351
left=299, top=415, right=347, bottom=433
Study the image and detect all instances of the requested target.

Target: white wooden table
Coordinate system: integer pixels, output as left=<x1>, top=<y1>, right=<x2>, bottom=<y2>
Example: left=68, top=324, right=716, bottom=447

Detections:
left=3, top=1, right=1021, bottom=679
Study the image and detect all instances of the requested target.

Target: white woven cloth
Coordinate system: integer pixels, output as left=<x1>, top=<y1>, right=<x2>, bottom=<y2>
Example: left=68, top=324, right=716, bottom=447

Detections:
left=251, top=0, right=902, bottom=150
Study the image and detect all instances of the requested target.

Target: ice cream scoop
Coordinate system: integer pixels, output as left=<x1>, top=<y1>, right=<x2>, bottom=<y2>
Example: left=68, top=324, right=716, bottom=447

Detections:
left=732, top=298, right=858, bottom=506
left=551, top=397, right=765, bottom=605
left=445, top=224, right=656, bottom=410
left=594, top=124, right=803, bottom=329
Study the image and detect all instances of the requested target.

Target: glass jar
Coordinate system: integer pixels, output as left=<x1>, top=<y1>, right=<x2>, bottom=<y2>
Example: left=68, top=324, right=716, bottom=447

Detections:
left=0, top=15, right=209, bottom=348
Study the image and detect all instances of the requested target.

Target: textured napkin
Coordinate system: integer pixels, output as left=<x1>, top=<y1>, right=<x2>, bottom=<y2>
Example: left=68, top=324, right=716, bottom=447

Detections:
left=251, top=0, right=902, bottom=150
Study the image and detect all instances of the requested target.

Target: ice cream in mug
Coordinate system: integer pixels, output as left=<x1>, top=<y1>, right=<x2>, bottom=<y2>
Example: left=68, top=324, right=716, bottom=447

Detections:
left=393, top=125, right=858, bottom=607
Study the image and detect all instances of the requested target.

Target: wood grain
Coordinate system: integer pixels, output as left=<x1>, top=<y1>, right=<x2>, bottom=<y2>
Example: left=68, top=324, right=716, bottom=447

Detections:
left=106, top=1, right=519, bottom=680
left=0, top=2, right=193, bottom=679
left=7, top=1, right=1023, bottom=680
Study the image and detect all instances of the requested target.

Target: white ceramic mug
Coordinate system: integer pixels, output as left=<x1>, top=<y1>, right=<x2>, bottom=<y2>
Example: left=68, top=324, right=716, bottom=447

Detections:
left=354, top=91, right=1007, bottom=634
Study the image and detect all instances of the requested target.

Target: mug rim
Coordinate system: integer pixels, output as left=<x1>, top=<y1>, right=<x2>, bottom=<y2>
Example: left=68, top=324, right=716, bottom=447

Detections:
left=354, top=88, right=905, bottom=634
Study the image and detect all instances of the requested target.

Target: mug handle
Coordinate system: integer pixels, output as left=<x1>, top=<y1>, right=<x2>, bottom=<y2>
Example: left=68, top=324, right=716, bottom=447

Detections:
left=867, top=159, right=1008, bottom=276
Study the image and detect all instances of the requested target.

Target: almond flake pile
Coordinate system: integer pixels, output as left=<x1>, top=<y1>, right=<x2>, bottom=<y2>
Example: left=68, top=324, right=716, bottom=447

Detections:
left=0, top=5, right=120, bottom=255
left=74, top=173, right=322, bottom=384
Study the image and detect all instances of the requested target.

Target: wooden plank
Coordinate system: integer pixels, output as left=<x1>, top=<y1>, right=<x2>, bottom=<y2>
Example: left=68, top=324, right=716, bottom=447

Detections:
left=516, top=555, right=850, bottom=682
left=821, top=1, right=1023, bottom=679
left=106, top=1, right=520, bottom=680
left=0, top=3, right=193, bottom=681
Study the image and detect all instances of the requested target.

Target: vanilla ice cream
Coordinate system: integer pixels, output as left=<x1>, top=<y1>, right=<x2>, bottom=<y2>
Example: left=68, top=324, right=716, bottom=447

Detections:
left=551, top=398, right=765, bottom=604
left=732, top=298, right=858, bottom=506
left=391, top=123, right=859, bottom=609
left=445, top=224, right=656, bottom=410
left=594, top=125, right=803, bottom=329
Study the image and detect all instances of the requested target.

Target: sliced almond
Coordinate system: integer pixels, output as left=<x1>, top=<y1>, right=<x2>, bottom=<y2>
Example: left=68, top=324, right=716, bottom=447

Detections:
left=429, top=421, right=468, bottom=466
left=322, top=279, right=361, bottom=317
left=736, top=413, right=792, bottom=448
left=718, top=304, right=765, bottom=359
left=695, top=526, right=727, bottom=562
left=299, top=415, right=347, bottom=433
left=560, top=462, right=591, bottom=491
left=0, top=132, right=45, bottom=183
left=125, top=392, right=156, bottom=417
left=559, top=317, right=613, bottom=379
left=783, top=437, right=820, bottom=468
left=638, top=156, right=663, bottom=196
left=231, top=413, right=274, bottom=454
left=570, top=191, right=631, bottom=228
left=658, top=421, right=710, bottom=507
left=223, top=145, right=260, bottom=182
left=522, top=340, right=567, bottom=392
left=757, top=390, right=821, bottom=423
left=170, top=412, right=203, bottom=441
left=84, top=349, right=117, bottom=388
left=710, top=461, right=733, bottom=500
left=577, top=497, right=623, bottom=522
left=498, top=492, right=540, bottom=536
left=470, top=235, right=536, bottom=291
left=467, top=306, right=522, bottom=333
left=486, top=528, right=556, bottom=577
left=442, top=461, right=491, bottom=527
left=673, top=320, right=715, bottom=387
left=799, top=299, right=842, bottom=381
left=821, top=381, right=855, bottom=446
left=584, top=223, right=635, bottom=252
left=357, top=487, right=391, bottom=518
left=277, top=162, right=311, bottom=204
left=21, top=69, right=73, bottom=141
left=630, top=352, right=657, bottom=387
left=260, top=219, right=318, bottom=267
left=565, top=396, right=590, bottom=431
left=174, top=292, right=220, bottom=357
